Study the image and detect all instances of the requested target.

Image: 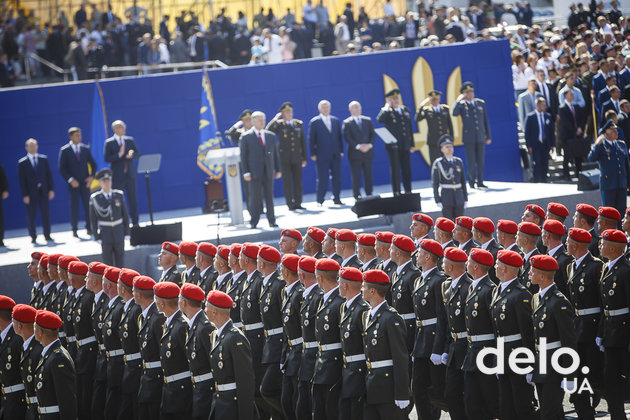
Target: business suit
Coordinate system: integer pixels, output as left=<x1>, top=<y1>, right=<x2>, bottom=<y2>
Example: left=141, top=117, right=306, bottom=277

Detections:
left=280, top=281, right=304, bottom=420
left=617, top=111, right=630, bottom=146
left=119, top=298, right=142, bottom=420
left=159, top=310, right=192, bottom=418
left=416, top=103, right=454, bottom=164
left=73, top=286, right=98, bottom=420
left=58, top=142, right=97, bottom=233
left=20, top=335, right=43, bottom=420
left=536, top=81, right=559, bottom=120
left=0, top=325, right=25, bottom=419
left=600, top=98, right=622, bottom=125
left=587, top=139, right=630, bottom=219
left=376, top=106, right=414, bottom=194
left=597, top=86, right=613, bottom=109
left=18, top=153, right=54, bottom=240
left=240, top=129, right=281, bottom=228
left=308, top=114, right=344, bottom=203
left=524, top=111, right=555, bottom=183
left=137, top=302, right=166, bottom=420
left=558, top=102, right=586, bottom=178
left=0, top=162, right=7, bottom=245
left=452, top=98, right=491, bottom=187
left=104, top=135, right=140, bottom=225
left=343, top=115, right=376, bottom=199
left=34, top=340, right=77, bottom=420
left=516, top=91, right=543, bottom=129
left=186, top=310, right=215, bottom=420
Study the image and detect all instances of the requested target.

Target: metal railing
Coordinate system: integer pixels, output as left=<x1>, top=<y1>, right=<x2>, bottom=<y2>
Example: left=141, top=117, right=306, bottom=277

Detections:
left=26, top=53, right=72, bottom=82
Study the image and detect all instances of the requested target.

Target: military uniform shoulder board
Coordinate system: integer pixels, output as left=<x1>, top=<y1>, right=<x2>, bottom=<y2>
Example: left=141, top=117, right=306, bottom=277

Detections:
left=294, top=119, right=303, bottom=125
left=477, top=99, right=485, bottom=103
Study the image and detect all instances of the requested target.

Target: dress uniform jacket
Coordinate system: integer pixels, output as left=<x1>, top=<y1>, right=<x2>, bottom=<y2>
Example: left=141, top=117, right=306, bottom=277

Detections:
left=416, top=104, right=454, bottom=163
left=482, top=239, right=503, bottom=284
left=34, top=340, right=77, bottom=420
left=30, top=281, right=43, bottom=308
left=102, top=296, right=125, bottom=396
left=208, top=320, right=255, bottom=420
left=281, top=282, right=304, bottom=378
left=361, top=257, right=381, bottom=272
left=567, top=253, right=604, bottom=343
left=182, top=265, right=200, bottom=286
left=549, top=245, right=573, bottom=297
left=431, top=156, right=467, bottom=213
left=442, top=274, right=472, bottom=368
left=50, top=282, right=68, bottom=317
left=119, top=298, right=142, bottom=418
left=137, top=303, right=166, bottom=406
left=61, top=289, right=77, bottom=360
left=376, top=106, right=414, bottom=194
left=226, top=126, right=247, bottom=142
left=392, top=261, right=421, bottom=354
left=159, top=265, right=182, bottom=287
left=20, top=336, right=43, bottom=420
left=313, top=287, right=344, bottom=385
left=588, top=230, right=600, bottom=259
left=519, top=249, right=540, bottom=294
left=73, top=287, right=98, bottom=376
left=298, top=286, right=324, bottom=383
left=89, top=189, right=129, bottom=266
left=91, top=291, right=110, bottom=420
left=239, top=271, right=265, bottom=366
left=210, top=270, right=230, bottom=293
left=412, top=267, right=449, bottom=358
left=598, top=256, right=630, bottom=348
left=267, top=118, right=307, bottom=165
left=459, top=239, right=479, bottom=255
left=339, top=295, right=370, bottom=399
left=452, top=99, right=491, bottom=144
left=186, top=310, right=215, bottom=418
left=38, top=282, right=57, bottom=312
left=588, top=140, right=630, bottom=217
left=227, top=271, right=247, bottom=328
left=159, top=310, right=192, bottom=414
left=462, top=275, right=496, bottom=371
left=329, top=252, right=343, bottom=265
left=260, top=272, right=286, bottom=365
left=0, top=325, right=25, bottom=419
left=341, top=254, right=362, bottom=269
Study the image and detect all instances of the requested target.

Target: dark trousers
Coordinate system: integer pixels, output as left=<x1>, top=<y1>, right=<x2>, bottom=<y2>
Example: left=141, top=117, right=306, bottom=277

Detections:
left=25, top=188, right=51, bottom=239
left=315, top=156, right=341, bottom=203
left=463, top=370, right=499, bottom=420
left=26, top=402, right=38, bottom=420
left=428, top=144, right=441, bottom=167
left=442, top=205, right=465, bottom=221
left=404, top=37, right=416, bottom=48
left=497, top=373, right=538, bottom=420
left=281, top=375, right=298, bottom=420
left=260, top=363, right=283, bottom=418
left=312, top=382, right=340, bottom=420
left=349, top=157, right=373, bottom=198
left=253, top=363, right=270, bottom=420
left=105, top=386, right=122, bottom=420
left=602, top=189, right=627, bottom=227
left=77, top=373, right=94, bottom=420
left=113, top=174, right=138, bottom=225
left=569, top=340, right=602, bottom=420
left=535, top=381, right=564, bottom=420
left=91, top=379, right=107, bottom=420
left=339, top=395, right=363, bottom=419
left=364, top=402, right=405, bottom=420
left=530, top=146, right=549, bottom=183
left=69, top=183, right=91, bottom=232
left=102, top=238, right=125, bottom=267
left=137, top=402, right=159, bottom=420
left=412, top=358, right=443, bottom=420
left=160, top=411, right=191, bottom=420
left=464, top=142, right=486, bottom=184
left=119, top=390, right=138, bottom=420
left=603, top=346, right=629, bottom=420
left=562, top=147, right=583, bottom=178
left=385, top=145, right=412, bottom=194
left=444, top=364, right=466, bottom=420
left=248, top=176, right=276, bottom=228
left=295, top=380, right=312, bottom=420
left=281, top=161, right=303, bottom=208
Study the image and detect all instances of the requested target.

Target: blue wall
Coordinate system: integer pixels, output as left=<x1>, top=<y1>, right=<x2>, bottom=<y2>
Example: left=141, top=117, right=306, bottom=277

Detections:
left=0, top=40, right=520, bottom=230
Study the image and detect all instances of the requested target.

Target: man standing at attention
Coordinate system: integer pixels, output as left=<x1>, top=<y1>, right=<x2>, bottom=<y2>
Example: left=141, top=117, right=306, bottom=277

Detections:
left=343, top=100, right=376, bottom=201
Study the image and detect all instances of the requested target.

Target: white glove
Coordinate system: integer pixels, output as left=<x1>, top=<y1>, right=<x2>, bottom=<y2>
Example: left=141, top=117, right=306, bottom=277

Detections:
left=525, top=373, right=534, bottom=385
left=280, top=363, right=285, bottom=373
left=599, top=345, right=604, bottom=352
left=97, top=239, right=102, bottom=245
left=437, top=202, right=443, bottom=209
left=440, top=353, right=448, bottom=365
left=124, top=235, right=130, bottom=241
left=411, top=356, right=414, bottom=362
left=464, top=201, right=468, bottom=209
left=561, top=379, right=576, bottom=392
left=595, top=337, right=602, bottom=347
left=395, top=400, right=410, bottom=409
left=430, top=353, right=442, bottom=365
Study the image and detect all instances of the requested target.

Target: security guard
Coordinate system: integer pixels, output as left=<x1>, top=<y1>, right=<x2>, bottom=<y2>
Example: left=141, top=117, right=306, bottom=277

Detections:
left=157, top=242, right=182, bottom=286
left=90, top=168, right=129, bottom=267
left=179, top=241, right=200, bottom=285
left=211, top=245, right=232, bottom=293
left=541, top=219, right=573, bottom=297
left=454, top=216, right=478, bottom=255
left=90, top=264, right=111, bottom=420
left=12, top=304, right=42, bottom=420
left=376, top=89, right=415, bottom=195
left=431, top=140, right=467, bottom=218
left=227, top=244, right=246, bottom=329
left=416, top=90, right=454, bottom=164
left=267, top=102, right=307, bottom=210
left=206, top=290, right=255, bottom=420
left=226, top=109, right=254, bottom=210
left=0, top=296, right=25, bottom=419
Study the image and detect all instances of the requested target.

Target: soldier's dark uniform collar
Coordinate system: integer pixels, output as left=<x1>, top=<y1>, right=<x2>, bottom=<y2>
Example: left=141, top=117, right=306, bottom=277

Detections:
left=344, top=292, right=361, bottom=309
left=499, top=277, right=519, bottom=292
left=41, top=338, right=61, bottom=358
left=421, top=266, right=437, bottom=279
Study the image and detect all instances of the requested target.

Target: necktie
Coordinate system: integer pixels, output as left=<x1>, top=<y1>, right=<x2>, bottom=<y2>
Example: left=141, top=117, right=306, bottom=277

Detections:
left=258, top=132, right=265, bottom=148
left=75, top=146, right=80, bottom=161
left=32, top=157, right=38, bottom=169
left=569, top=103, right=577, bottom=128
left=538, top=113, right=544, bottom=142
left=324, top=117, right=331, bottom=132
left=356, top=117, right=361, bottom=127
left=615, top=101, right=619, bottom=113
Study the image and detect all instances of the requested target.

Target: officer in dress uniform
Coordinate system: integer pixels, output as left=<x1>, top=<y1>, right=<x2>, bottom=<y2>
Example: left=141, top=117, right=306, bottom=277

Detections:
left=416, top=90, right=454, bottom=164
left=178, top=242, right=200, bottom=285
left=48, top=255, right=69, bottom=320
left=573, top=203, right=601, bottom=259
left=267, top=102, right=307, bottom=210
left=89, top=264, right=111, bottom=420
left=195, top=243, right=219, bottom=293
left=157, top=242, right=182, bottom=286
left=226, top=109, right=254, bottom=210
left=336, top=229, right=362, bottom=268
left=454, top=216, right=479, bottom=255
left=361, top=269, right=410, bottom=419
left=12, top=304, right=43, bottom=420
left=101, top=268, right=125, bottom=420
left=55, top=256, right=79, bottom=321
left=517, top=222, right=542, bottom=295
left=0, top=296, right=25, bottom=419
left=432, top=135, right=467, bottom=220
left=497, top=220, right=523, bottom=255
left=473, top=217, right=503, bottom=284
left=61, top=260, right=88, bottom=362
left=357, top=233, right=381, bottom=272
left=227, top=244, right=246, bottom=330
left=542, top=220, right=573, bottom=297
left=376, top=89, right=415, bottom=195
left=211, top=245, right=232, bottom=293
left=409, top=213, right=434, bottom=268
left=206, top=290, right=256, bottom=420
left=598, top=207, right=621, bottom=247
left=279, top=228, right=302, bottom=256
left=435, top=217, right=457, bottom=255
left=37, top=256, right=57, bottom=312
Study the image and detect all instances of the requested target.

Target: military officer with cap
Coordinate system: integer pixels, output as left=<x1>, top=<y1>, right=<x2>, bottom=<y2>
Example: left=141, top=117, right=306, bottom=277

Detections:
left=279, top=228, right=302, bottom=255
left=158, top=242, right=182, bottom=286
left=267, top=102, right=307, bottom=210
left=55, top=256, right=78, bottom=320
left=417, top=90, right=454, bottom=164
left=37, top=256, right=56, bottom=312
left=432, top=135, right=467, bottom=220
left=101, top=267, right=125, bottom=419
left=598, top=207, right=621, bottom=240
left=452, top=82, right=491, bottom=189
left=90, top=168, right=129, bottom=268
left=517, top=221, right=542, bottom=294
left=0, top=296, right=25, bottom=419
left=197, top=242, right=220, bottom=293
left=12, top=304, right=42, bottom=420
left=435, top=217, right=457, bottom=254
left=226, top=109, right=254, bottom=209
left=211, top=245, right=232, bottom=293
left=573, top=203, right=601, bottom=258
left=179, top=242, right=200, bottom=285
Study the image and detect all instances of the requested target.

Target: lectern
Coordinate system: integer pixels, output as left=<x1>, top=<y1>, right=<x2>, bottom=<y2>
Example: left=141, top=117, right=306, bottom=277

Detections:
left=204, top=147, right=244, bottom=225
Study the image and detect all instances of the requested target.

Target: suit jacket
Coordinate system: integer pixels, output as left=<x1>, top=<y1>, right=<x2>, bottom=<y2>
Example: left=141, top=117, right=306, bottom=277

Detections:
left=452, top=98, right=491, bottom=143
left=239, top=129, right=281, bottom=180
left=340, top=294, right=370, bottom=398
left=119, top=298, right=142, bottom=394
left=442, top=274, right=472, bottom=368
left=592, top=73, right=607, bottom=97
left=58, top=142, right=97, bottom=184
left=186, top=310, right=215, bottom=417
left=260, top=271, right=286, bottom=365
left=376, top=106, right=414, bottom=150
left=308, top=115, right=343, bottom=160
left=462, top=275, right=496, bottom=371
left=412, top=267, right=448, bottom=357
left=517, top=91, right=543, bottom=128
left=281, top=281, right=304, bottom=378
left=391, top=261, right=421, bottom=353
left=138, top=302, right=166, bottom=404
left=524, top=111, right=555, bottom=151
left=266, top=118, right=307, bottom=164
left=104, top=135, right=139, bottom=183
left=557, top=103, right=585, bottom=142
left=342, top=115, right=376, bottom=160
left=598, top=256, right=630, bottom=348
left=618, top=112, right=630, bottom=143
left=18, top=154, right=54, bottom=198
left=416, top=103, right=453, bottom=145
left=597, top=87, right=612, bottom=108
left=299, top=285, right=324, bottom=382
left=159, top=310, right=191, bottom=413
left=102, top=296, right=125, bottom=388
left=34, top=341, right=77, bottom=419
left=535, top=82, right=559, bottom=118
left=600, top=98, right=622, bottom=124
left=313, top=287, right=344, bottom=385
left=566, top=253, right=603, bottom=343
left=588, top=139, right=630, bottom=191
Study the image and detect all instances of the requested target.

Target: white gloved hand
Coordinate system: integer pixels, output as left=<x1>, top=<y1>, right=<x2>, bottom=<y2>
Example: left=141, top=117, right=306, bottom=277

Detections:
left=411, top=356, right=415, bottom=362
left=280, top=363, right=285, bottom=373
left=561, top=379, right=576, bottom=392
left=437, top=203, right=443, bottom=209
left=430, top=353, right=442, bottom=365
left=395, top=400, right=410, bottom=409
left=599, top=345, right=604, bottom=352
left=595, top=337, right=602, bottom=347
left=464, top=201, right=468, bottom=209
left=441, top=353, right=448, bottom=365
left=525, top=373, right=534, bottom=385
left=124, top=235, right=130, bottom=241
left=97, top=239, right=102, bottom=245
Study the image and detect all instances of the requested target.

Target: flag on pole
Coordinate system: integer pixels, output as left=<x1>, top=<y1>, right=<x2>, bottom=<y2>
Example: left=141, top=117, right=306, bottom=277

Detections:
left=90, top=81, right=108, bottom=190
left=197, top=67, right=223, bottom=179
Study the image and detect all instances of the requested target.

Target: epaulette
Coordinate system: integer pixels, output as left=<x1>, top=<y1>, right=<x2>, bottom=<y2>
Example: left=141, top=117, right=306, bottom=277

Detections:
left=89, top=191, right=101, bottom=199
left=60, top=144, right=71, bottom=150
left=477, top=99, right=485, bottom=103
left=294, top=119, right=303, bottom=125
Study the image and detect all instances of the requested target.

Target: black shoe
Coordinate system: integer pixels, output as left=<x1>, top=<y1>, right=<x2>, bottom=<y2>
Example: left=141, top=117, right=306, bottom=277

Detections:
left=294, top=205, right=305, bottom=210
left=0, top=240, right=4, bottom=247
left=31, top=236, right=37, bottom=244
left=269, top=223, right=279, bottom=228
left=132, top=223, right=140, bottom=228
left=86, top=229, right=92, bottom=236
left=317, top=202, right=324, bottom=207
left=333, top=199, right=344, bottom=205
left=250, top=224, right=258, bottom=229
left=288, top=205, right=296, bottom=210
left=477, top=183, right=488, bottom=188
left=469, top=181, right=475, bottom=189
left=72, top=231, right=79, bottom=238
left=44, top=235, right=54, bottom=242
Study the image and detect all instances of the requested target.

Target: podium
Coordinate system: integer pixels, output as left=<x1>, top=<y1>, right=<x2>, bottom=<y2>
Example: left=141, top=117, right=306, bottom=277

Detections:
left=205, top=147, right=244, bottom=225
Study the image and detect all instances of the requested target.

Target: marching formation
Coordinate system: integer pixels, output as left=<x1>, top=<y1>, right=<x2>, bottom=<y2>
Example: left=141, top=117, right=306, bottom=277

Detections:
left=3, top=200, right=630, bottom=420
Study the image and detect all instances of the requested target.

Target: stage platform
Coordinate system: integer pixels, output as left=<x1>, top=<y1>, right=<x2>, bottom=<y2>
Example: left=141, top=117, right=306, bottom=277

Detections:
left=0, top=180, right=600, bottom=302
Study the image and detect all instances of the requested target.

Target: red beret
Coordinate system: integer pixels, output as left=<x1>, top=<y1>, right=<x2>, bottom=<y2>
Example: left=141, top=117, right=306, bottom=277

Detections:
left=31, top=252, right=45, bottom=260
left=119, top=268, right=140, bottom=287
left=217, top=245, right=230, bottom=260
left=473, top=217, right=495, bottom=234
left=455, top=216, right=473, bottom=230
left=298, top=256, right=317, bottom=273
left=133, top=275, right=156, bottom=290
left=568, top=228, right=592, bottom=243
left=282, top=228, right=303, bottom=242
left=444, top=247, right=468, bottom=262
left=154, top=282, right=180, bottom=299
left=230, top=243, right=242, bottom=257
left=58, top=255, right=80, bottom=270
left=68, top=261, right=89, bottom=276
left=601, top=229, right=628, bottom=243
left=336, top=229, right=357, bottom=242
left=518, top=221, right=542, bottom=236
left=0, top=296, right=16, bottom=310
left=525, top=204, right=546, bottom=220
left=576, top=203, right=598, bottom=219
left=547, top=202, right=569, bottom=218
left=104, top=266, right=121, bottom=283
left=543, top=220, right=565, bottom=236
left=497, top=220, right=518, bottom=235
left=88, top=261, right=107, bottom=275
left=363, top=269, right=390, bottom=284
left=179, top=241, right=198, bottom=257
left=392, top=234, right=415, bottom=253
left=39, top=255, right=49, bottom=269
left=627, top=206, right=630, bottom=215
left=12, top=304, right=36, bottom=323
left=181, top=283, right=205, bottom=302
left=315, top=258, right=340, bottom=271
left=207, top=290, right=233, bottom=308
left=436, top=217, right=455, bottom=233
left=306, top=227, right=326, bottom=243
left=420, top=238, right=443, bottom=257
left=35, top=310, right=63, bottom=329
left=599, top=206, right=621, bottom=220
left=530, top=254, right=559, bottom=271
left=242, top=243, right=260, bottom=259
left=497, top=249, right=524, bottom=267
left=198, top=242, right=217, bottom=257
left=258, top=245, right=281, bottom=263
left=412, top=213, right=434, bottom=226
left=357, top=233, right=376, bottom=246
left=339, top=267, right=363, bottom=282
left=470, top=248, right=494, bottom=266
left=282, top=254, right=300, bottom=272
left=375, top=231, right=394, bottom=243
left=162, top=241, right=179, bottom=255
left=47, top=254, right=63, bottom=266
left=326, top=228, right=338, bottom=239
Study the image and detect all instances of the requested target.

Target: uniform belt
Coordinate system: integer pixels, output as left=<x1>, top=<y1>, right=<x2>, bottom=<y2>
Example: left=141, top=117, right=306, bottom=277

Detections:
left=264, top=327, right=283, bottom=337
left=2, top=384, right=24, bottom=394
left=576, top=307, right=601, bottom=316
left=499, top=333, right=522, bottom=343
left=343, top=354, right=366, bottom=363
left=144, top=361, right=162, bottom=369
left=58, top=332, right=66, bottom=338
left=164, top=371, right=191, bottom=383
left=468, top=333, right=495, bottom=343
left=191, top=372, right=213, bottom=383
left=98, top=219, right=123, bottom=227
left=216, top=382, right=237, bottom=391
left=26, top=395, right=38, bottom=404
left=440, top=183, right=462, bottom=189
left=99, top=344, right=106, bottom=351
left=289, top=337, right=304, bottom=347
left=416, top=317, right=437, bottom=327
left=367, top=359, right=393, bottom=369
left=107, top=349, right=124, bottom=357
left=38, top=406, right=60, bottom=414
left=233, top=322, right=243, bottom=329
left=537, top=340, right=562, bottom=350
left=124, top=352, right=142, bottom=362
left=319, top=343, right=342, bottom=351
left=605, top=307, right=630, bottom=317
left=303, top=341, right=318, bottom=349
left=67, top=336, right=76, bottom=343
left=243, top=322, right=264, bottom=331
left=78, top=336, right=96, bottom=346
left=451, top=331, right=468, bottom=340
left=400, top=313, right=415, bottom=320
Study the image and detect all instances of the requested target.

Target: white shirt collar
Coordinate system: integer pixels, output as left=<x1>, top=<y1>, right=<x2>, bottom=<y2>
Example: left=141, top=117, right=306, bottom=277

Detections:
left=74, top=285, right=85, bottom=298
left=471, top=274, right=487, bottom=290
left=481, top=238, right=494, bottom=249
left=232, top=270, right=245, bottom=279
left=342, top=254, right=357, bottom=267
left=396, top=260, right=411, bottom=275
left=608, top=254, right=623, bottom=270
left=422, top=266, right=437, bottom=279
left=285, top=280, right=298, bottom=295
left=215, top=319, right=230, bottom=337
left=369, top=300, right=386, bottom=317
left=41, top=339, right=60, bottom=358
left=547, top=243, right=562, bottom=257
left=186, top=266, right=194, bottom=276
left=319, top=113, right=330, bottom=120
left=524, top=248, right=537, bottom=261
left=165, top=309, right=180, bottom=327
left=450, top=273, right=465, bottom=289
left=160, top=265, right=175, bottom=280
left=322, top=286, right=339, bottom=302
left=56, top=280, right=65, bottom=290
left=107, top=295, right=120, bottom=308
left=345, top=292, right=360, bottom=308
left=200, top=266, right=212, bottom=278
left=42, top=281, right=55, bottom=293
left=27, top=152, right=38, bottom=159
left=302, top=283, right=317, bottom=298
left=124, top=297, right=135, bottom=312
left=459, top=238, right=472, bottom=250
left=216, top=272, right=230, bottom=287
left=187, top=309, right=202, bottom=328
left=22, top=334, right=34, bottom=351
left=141, top=301, right=155, bottom=319
left=0, top=323, right=12, bottom=343
left=263, top=271, right=276, bottom=287
left=34, top=280, right=42, bottom=288
left=382, top=258, right=392, bottom=268
left=246, top=270, right=258, bottom=283
left=500, top=277, right=518, bottom=292
left=362, top=257, right=377, bottom=271
left=574, top=253, right=588, bottom=269
left=93, top=289, right=104, bottom=304
left=538, top=283, right=554, bottom=298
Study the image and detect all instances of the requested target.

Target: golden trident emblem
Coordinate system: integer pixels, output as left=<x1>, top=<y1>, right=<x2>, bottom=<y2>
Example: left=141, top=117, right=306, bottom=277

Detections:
left=383, top=56, right=463, bottom=165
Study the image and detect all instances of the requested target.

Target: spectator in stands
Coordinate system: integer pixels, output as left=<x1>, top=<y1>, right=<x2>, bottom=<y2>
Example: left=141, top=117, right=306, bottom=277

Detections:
left=262, top=28, right=283, bottom=64
left=169, top=32, right=189, bottom=63
left=74, top=4, right=87, bottom=30
left=384, top=0, right=396, bottom=18
left=334, top=15, right=351, bottom=54
left=617, top=100, right=630, bottom=144
left=303, top=0, right=318, bottom=32
left=0, top=53, right=16, bottom=87
left=403, top=12, right=420, bottom=48
left=517, top=77, right=543, bottom=128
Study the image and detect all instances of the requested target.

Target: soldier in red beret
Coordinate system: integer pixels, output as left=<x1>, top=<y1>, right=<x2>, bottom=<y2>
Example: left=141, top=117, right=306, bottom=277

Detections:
left=51, top=256, right=77, bottom=319
left=279, top=229, right=302, bottom=255
left=598, top=206, right=621, bottom=234
left=496, top=220, right=522, bottom=255
left=179, top=241, right=200, bottom=286
left=336, top=229, right=361, bottom=269
left=89, top=264, right=112, bottom=420
left=573, top=203, right=601, bottom=258
left=157, top=242, right=182, bottom=286
left=374, top=231, right=397, bottom=282
left=434, top=217, right=457, bottom=250
left=453, top=216, right=479, bottom=255
left=622, top=208, right=630, bottom=251
left=12, top=304, right=42, bottom=420
left=516, top=222, right=542, bottom=294
left=37, top=255, right=57, bottom=312
left=0, top=296, right=25, bottom=419
left=521, top=204, right=546, bottom=226
left=303, top=227, right=326, bottom=258
left=195, top=242, right=219, bottom=294
left=472, top=218, right=501, bottom=284
left=226, top=244, right=247, bottom=330
left=323, top=228, right=342, bottom=263
left=541, top=220, right=573, bottom=297
left=410, top=213, right=434, bottom=267
left=546, top=202, right=569, bottom=223
left=357, top=233, right=380, bottom=272
left=27, top=252, right=45, bottom=308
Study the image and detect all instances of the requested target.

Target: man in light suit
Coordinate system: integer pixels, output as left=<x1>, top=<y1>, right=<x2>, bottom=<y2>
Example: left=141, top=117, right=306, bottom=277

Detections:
left=240, top=111, right=282, bottom=229
left=58, top=127, right=97, bottom=237
left=309, top=100, right=344, bottom=206
left=342, top=100, right=375, bottom=200
left=104, top=120, right=140, bottom=227
left=517, top=78, right=543, bottom=129
left=18, top=138, right=55, bottom=243
left=524, top=97, right=555, bottom=183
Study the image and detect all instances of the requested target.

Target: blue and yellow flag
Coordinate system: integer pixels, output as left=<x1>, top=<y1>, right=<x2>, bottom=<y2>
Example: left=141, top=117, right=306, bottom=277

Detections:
left=89, top=80, right=108, bottom=190
left=197, top=68, right=223, bottom=179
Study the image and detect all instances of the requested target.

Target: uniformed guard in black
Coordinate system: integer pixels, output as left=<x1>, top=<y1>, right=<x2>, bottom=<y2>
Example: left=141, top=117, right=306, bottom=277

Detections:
left=27, top=254, right=44, bottom=308
left=432, top=135, right=467, bottom=220
left=0, top=304, right=25, bottom=419
left=89, top=269, right=110, bottom=420
left=416, top=90, right=454, bottom=164
left=179, top=244, right=201, bottom=286
left=37, top=268, right=57, bottom=312
left=101, top=285, right=125, bottom=420
left=118, top=278, right=143, bottom=420
left=14, top=308, right=43, bottom=420
left=50, top=279, right=68, bottom=319
left=60, top=281, right=78, bottom=360
left=471, top=221, right=503, bottom=284
left=517, top=226, right=541, bottom=295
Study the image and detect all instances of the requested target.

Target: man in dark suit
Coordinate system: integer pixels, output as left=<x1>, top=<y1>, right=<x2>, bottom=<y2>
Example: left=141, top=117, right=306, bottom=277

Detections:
left=18, top=138, right=55, bottom=243
left=0, top=162, right=8, bottom=247
left=524, top=97, right=555, bottom=183
left=343, top=100, right=376, bottom=200
left=534, top=69, right=559, bottom=122
left=416, top=90, right=454, bottom=164
left=309, top=100, right=344, bottom=205
left=558, top=90, right=585, bottom=180
left=617, top=100, right=630, bottom=145
left=104, top=120, right=140, bottom=226
left=188, top=28, right=206, bottom=63
left=240, top=111, right=282, bottom=229
left=59, top=127, right=97, bottom=237
left=101, top=3, right=116, bottom=26
left=600, top=86, right=622, bottom=126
